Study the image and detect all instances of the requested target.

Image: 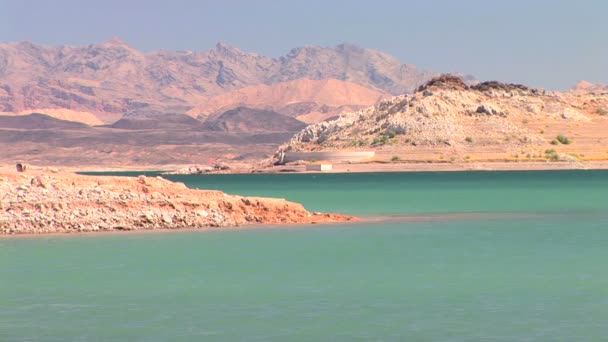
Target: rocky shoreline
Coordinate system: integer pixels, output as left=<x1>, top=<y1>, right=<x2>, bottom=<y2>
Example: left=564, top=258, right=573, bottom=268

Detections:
left=0, top=167, right=353, bottom=235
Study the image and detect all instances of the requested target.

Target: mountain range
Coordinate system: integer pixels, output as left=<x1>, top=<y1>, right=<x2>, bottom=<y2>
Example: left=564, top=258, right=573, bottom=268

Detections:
left=3, top=38, right=604, bottom=168
left=0, top=38, right=442, bottom=125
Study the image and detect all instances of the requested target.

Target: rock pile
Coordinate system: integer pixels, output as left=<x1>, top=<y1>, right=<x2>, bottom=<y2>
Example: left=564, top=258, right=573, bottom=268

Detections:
left=417, top=74, right=469, bottom=92
left=0, top=168, right=352, bottom=234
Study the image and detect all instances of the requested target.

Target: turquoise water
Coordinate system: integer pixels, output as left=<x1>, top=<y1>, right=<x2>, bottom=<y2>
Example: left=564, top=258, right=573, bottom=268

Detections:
left=3, top=170, right=608, bottom=341
left=85, top=170, right=608, bottom=215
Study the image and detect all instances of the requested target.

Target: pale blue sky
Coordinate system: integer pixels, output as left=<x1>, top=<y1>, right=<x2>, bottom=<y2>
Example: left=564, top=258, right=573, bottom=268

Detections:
left=1, top=0, right=606, bottom=89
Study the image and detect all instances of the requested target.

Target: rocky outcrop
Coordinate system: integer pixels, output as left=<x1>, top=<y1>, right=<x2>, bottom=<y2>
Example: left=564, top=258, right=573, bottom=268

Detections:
left=416, top=74, right=469, bottom=91
left=276, top=75, right=608, bottom=163
left=0, top=168, right=352, bottom=234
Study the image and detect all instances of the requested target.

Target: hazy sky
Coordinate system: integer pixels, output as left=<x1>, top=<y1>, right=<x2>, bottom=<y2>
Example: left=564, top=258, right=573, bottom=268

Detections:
left=1, top=0, right=606, bottom=89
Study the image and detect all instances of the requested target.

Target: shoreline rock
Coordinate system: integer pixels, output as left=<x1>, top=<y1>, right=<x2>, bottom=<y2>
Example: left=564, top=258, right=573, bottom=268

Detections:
left=161, top=164, right=232, bottom=175
left=0, top=168, right=353, bottom=235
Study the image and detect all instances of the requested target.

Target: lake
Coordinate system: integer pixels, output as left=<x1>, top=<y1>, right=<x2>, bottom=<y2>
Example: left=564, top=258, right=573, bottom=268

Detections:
left=2, top=170, right=608, bottom=341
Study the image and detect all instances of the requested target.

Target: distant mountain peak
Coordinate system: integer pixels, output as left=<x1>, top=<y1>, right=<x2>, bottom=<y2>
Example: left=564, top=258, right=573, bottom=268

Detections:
left=570, top=80, right=608, bottom=94
left=335, top=43, right=365, bottom=53
left=99, top=36, right=131, bottom=48
left=15, top=40, right=38, bottom=48
left=575, top=80, right=598, bottom=89
left=214, top=41, right=243, bottom=55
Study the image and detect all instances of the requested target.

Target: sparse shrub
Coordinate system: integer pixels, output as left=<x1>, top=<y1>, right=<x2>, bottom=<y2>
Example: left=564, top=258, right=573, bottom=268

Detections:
left=372, top=130, right=398, bottom=145
left=550, top=140, right=559, bottom=145
left=352, top=139, right=366, bottom=147
left=391, top=156, right=400, bottom=162
left=372, top=135, right=389, bottom=145
left=465, top=137, right=473, bottom=143
left=544, top=149, right=560, bottom=161
left=522, top=119, right=529, bottom=124
left=556, top=134, right=571, bottom=145
left=596, top=108, right=608, bottom=116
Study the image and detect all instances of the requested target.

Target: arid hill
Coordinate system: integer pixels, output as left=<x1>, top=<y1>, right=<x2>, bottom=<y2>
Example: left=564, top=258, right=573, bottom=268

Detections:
left=0, top=113, right=89, bottom=130
left=278, top=75, right=608, bottom=164
left=202, top=107, right=307, bottom=133
left=108, top=114, right=204, bottom=130
left=187, top=78, right=388, bottom=123
left=0, top=39, right=436, bottom=124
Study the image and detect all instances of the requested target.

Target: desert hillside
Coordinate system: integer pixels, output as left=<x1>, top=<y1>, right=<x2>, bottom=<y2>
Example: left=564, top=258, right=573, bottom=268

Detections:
left=278, top=75, right=608, bottom=164
left=187, top=78, right=388, bottom=123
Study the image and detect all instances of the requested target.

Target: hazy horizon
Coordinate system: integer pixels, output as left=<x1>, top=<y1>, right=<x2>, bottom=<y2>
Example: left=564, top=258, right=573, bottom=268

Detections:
left=1, top=0, right=606, bottom=90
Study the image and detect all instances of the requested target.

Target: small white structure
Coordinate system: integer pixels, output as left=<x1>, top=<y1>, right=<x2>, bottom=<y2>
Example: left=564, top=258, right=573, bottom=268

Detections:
left=283, top=151, right=375, bottom=163
left=306, top=164, right=333, bottom=171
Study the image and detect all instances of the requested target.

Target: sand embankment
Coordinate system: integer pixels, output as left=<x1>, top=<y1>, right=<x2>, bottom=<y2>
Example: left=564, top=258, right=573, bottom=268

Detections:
left=0, top=167, right=353, bottom=235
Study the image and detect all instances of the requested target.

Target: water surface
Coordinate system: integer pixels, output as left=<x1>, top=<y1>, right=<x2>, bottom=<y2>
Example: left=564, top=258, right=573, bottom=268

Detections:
left=3, top=170, right=608, bottom=341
